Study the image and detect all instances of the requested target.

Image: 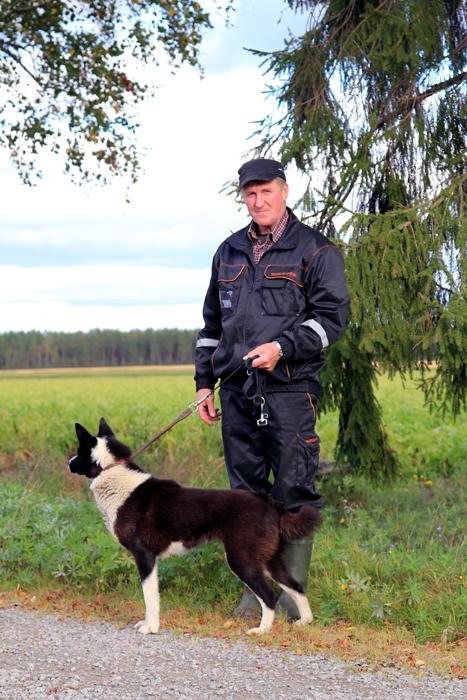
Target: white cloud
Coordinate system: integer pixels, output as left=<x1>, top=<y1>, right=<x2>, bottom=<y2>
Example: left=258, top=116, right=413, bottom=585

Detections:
left=0, top=302, right=203, bottom=332
left=0, top=265, right=211, bottom=305
left=0, top=260, right=210, bottom=335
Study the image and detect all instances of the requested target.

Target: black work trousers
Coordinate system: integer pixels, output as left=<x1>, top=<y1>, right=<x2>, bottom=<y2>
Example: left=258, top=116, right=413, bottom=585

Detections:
left=219, top=387, right=323, bottom=511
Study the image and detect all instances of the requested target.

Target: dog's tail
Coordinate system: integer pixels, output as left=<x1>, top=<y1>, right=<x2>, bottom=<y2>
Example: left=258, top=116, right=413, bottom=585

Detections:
left=279, top=505, right=321, bottom=541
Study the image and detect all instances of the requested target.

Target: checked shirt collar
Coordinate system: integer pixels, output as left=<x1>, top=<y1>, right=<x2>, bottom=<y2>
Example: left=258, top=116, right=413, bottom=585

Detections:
left=248, top=208, right=289, bottom=264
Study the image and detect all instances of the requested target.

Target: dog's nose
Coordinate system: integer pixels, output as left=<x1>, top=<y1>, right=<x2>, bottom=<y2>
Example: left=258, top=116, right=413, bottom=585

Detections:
left=68, top=455, right=77, bottom=472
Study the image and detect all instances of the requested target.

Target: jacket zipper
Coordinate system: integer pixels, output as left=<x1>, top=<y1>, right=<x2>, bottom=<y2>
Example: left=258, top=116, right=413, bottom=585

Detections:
left=241, top=251, right=255, bottom=353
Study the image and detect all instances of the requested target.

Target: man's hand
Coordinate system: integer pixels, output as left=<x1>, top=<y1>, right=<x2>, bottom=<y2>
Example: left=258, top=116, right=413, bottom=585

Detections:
left=243, top=342, right=281, bottom=372
left=196, top=388, right=220, bottom=425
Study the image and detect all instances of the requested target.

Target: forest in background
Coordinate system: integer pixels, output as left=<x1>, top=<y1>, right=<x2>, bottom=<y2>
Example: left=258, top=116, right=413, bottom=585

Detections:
left=0, top=329, right=198, bottom=369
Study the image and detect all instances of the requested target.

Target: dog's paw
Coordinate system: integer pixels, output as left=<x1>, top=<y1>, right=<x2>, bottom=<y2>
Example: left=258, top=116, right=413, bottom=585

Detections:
left=137, top=623, right=160, bottom=635
left=246, top=626, right=270, bottom=636
left=294, top=613, right=313, bottom=627
left=134, top=620, right=159, bottom=634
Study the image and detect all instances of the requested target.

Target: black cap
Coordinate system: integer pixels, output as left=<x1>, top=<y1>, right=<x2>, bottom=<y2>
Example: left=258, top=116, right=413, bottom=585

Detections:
left=238, top=158, right=286, bottom=189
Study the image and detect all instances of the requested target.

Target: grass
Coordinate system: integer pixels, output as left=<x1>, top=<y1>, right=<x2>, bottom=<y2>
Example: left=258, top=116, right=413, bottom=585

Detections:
left=0, top=367, right=225, bottom=491
left=0, top=366, right=465, bottom=673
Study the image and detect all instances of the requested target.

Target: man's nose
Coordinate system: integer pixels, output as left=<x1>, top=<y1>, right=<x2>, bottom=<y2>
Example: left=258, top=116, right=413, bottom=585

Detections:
left=255, top=194, right=265, bottom=208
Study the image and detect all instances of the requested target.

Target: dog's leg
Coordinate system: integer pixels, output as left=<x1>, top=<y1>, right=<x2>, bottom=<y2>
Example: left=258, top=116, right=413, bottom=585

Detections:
left=267, top=556, right=313, bottom=626
left=135, top=562, right=160, bottom=634
left=276, top=584, right=313, bottom=625
left=129, top=541, right=160, bottom=634
left=248, top=594, right=275, bottom=635
left=226, top=551, right=276, bottom=635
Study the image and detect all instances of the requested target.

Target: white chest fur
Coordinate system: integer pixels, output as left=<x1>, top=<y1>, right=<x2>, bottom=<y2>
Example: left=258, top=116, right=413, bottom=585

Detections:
left=90, top=465, right=150, bottom=536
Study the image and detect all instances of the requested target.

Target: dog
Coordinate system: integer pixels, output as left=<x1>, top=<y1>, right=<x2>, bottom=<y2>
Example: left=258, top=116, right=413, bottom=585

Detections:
left=68, top=417, right=320, bottom=635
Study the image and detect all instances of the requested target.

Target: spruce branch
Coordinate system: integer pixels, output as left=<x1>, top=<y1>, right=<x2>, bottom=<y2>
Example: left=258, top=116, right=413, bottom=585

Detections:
left=375, top=71, right=467, bottom=130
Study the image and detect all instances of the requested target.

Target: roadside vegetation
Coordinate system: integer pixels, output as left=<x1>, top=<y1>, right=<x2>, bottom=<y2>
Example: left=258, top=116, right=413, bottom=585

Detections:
left=0, top=367, right=465, bottom=674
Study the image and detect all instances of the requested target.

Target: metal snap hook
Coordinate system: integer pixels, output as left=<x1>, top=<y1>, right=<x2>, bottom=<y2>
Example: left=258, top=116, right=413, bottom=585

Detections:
left=256, top=396, right=268, bottom=426
left=257, top=412, right=268, bottom=427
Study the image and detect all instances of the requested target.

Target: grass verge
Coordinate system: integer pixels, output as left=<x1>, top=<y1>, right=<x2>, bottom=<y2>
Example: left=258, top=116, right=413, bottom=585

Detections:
left=0, top=369, right=465, bottom=673
left=1, top=474, right=464, bottom=645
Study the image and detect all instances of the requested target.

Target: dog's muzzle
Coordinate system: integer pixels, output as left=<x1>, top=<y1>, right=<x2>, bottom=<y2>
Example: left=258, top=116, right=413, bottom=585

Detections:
left=68, top=455, right=78, bottom=472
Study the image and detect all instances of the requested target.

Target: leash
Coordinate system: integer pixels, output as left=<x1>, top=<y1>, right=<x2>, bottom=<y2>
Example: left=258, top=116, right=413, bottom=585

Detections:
left=99, top=356, right=267, bottom=471
left=130, top=357, right=261, bottom=460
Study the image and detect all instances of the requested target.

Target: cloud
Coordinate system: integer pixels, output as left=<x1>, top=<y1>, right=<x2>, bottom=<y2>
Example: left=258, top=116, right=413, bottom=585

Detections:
left=0, top=302, right=203, bottom=332
left=0, top=263, right=209, bottom=331
left=0, top=264, right=211, bottom=305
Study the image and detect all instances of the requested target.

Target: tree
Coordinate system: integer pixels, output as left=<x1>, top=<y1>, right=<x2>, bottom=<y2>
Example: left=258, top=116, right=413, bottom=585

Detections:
left=0, top=329, right=198, bottom=368
left=0, top=0, right=232, bottom=183
left=256, top=0, right=466, bottom=478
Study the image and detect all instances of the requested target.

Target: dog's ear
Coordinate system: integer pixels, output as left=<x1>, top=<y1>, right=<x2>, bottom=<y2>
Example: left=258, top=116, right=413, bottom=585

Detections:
left=98, top=417, right=114, bottom=437
left=75, top=423, right=94, bottom=442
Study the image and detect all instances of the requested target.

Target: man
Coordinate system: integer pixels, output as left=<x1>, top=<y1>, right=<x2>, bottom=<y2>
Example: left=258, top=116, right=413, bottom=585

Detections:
left=194, top=158, right=349, bottom=620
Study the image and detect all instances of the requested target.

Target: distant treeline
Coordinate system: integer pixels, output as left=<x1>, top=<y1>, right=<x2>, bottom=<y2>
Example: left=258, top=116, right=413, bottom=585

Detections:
left=0, top=329, right=199, bottom=369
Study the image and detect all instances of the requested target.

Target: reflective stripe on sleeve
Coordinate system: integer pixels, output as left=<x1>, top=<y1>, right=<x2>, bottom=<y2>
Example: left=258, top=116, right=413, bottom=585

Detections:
left=300, top=319, right=329, bottom=349
left=196, top=338, right=220, bottom=348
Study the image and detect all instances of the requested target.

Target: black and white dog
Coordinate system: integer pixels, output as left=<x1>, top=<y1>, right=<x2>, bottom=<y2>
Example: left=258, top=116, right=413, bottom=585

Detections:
left=68, top=418, right=320, bottom=635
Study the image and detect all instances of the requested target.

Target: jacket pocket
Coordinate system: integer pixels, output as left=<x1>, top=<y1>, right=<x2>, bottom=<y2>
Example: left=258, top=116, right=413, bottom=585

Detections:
left=218, top=264, right=245, bottom=316
left=261, top=277, right=301, bottom=316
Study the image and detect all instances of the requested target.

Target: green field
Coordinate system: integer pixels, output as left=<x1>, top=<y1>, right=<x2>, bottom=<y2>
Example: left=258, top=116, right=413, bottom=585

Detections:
left=0, top=367, right=465, bottom=643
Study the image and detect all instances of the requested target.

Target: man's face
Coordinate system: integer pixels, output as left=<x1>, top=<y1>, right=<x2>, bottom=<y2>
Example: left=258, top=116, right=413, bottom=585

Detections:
left=242, top=178, right=289, bottom=232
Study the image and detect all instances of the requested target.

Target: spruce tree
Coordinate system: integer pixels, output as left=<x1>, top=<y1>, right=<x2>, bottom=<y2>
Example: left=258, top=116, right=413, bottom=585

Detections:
left=255, top=0, right=466, bottom=479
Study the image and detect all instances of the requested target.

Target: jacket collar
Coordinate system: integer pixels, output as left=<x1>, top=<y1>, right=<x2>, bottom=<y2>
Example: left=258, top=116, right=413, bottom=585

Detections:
left=226, top=208, right=300, bottom=254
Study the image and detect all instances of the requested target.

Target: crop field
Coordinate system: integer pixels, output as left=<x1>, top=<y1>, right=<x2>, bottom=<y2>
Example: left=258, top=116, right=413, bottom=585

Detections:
left=0, top=366, right=465, bottom=648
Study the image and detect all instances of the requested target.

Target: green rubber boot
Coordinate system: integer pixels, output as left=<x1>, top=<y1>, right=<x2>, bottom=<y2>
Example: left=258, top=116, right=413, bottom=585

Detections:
left=232, top=586, right=261, bottom=620
left=276, top=538, right=313, bottom=621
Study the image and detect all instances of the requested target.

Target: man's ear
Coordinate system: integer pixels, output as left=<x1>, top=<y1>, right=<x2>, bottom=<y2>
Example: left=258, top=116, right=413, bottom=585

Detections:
left=98, top=417, right=114, bottom=437
left=75, top=423, right=93, bottom=442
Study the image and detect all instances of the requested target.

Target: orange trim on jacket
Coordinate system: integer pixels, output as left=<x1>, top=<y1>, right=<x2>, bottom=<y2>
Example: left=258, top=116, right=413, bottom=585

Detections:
left=218, top=265, right=245, bottom=283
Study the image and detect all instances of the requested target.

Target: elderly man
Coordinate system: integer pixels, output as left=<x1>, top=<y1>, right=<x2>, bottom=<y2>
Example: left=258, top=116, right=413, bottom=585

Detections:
left=194, top=158, right=349, bottom=620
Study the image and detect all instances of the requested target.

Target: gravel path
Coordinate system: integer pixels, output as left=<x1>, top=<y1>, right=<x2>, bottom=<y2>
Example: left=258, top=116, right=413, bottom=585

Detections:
left=0, top=608, right=464, bottom=700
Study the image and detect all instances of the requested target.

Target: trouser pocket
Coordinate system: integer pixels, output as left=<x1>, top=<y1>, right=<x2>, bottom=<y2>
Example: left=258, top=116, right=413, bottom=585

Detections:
left=296, top=436, right=320, bottom=488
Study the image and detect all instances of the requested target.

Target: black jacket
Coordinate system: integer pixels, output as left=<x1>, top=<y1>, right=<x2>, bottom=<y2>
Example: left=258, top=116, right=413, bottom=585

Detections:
left=195, top=209, right=350, bottom=393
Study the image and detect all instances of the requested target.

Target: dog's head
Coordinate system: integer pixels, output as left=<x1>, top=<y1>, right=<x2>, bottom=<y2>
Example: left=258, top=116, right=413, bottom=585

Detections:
left=68, top=417, right=132, bottom=478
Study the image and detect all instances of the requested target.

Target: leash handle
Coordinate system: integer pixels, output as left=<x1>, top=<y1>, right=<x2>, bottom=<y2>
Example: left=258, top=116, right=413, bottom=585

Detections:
left=245, top=354, right=260, bottom=375
left=188, top=389, right=214, bottom=412
left=190, top=355, right=259, bottom=410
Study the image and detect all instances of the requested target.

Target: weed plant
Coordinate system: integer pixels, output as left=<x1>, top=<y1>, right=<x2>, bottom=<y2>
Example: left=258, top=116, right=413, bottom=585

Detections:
left=0, top=368, right=465, bottom=642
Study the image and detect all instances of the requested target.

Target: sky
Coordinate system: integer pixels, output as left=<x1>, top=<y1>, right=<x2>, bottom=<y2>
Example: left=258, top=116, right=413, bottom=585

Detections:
left=0, top=0, right=311, bottom=333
